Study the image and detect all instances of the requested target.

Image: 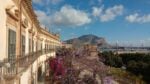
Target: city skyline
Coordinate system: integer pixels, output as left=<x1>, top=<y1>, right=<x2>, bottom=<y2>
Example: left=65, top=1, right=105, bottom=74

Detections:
left=33, top=0, right=150, bottom=46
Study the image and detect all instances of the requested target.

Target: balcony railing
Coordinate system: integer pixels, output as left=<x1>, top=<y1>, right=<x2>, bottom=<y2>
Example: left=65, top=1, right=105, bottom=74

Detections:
left=0, top=49, right=55, bottom=80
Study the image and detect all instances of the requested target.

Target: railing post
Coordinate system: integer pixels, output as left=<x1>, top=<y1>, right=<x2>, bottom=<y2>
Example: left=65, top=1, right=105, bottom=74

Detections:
left=0, top=66, right=4, bottom=84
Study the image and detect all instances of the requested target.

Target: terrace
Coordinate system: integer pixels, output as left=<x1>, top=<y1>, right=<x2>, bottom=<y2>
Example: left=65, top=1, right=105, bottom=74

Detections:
left=0, top=49, right=55, bottom=81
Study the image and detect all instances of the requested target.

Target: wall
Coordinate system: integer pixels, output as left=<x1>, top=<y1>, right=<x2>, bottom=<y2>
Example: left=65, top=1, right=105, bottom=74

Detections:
left=19, top=51, right=56, bottom=84
left=0, top=0, right=15, bottom=61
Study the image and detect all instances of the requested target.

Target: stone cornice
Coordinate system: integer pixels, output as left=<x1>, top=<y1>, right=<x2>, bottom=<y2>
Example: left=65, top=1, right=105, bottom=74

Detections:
left=22, top=0, right=40, bottom=31
left=22, top=0, right=60, bottom=41
left=6, top=9, right=19, bottom=21
left=13, top=0, right=61, bottom=42
left=40, top=28, right=60, bottom=41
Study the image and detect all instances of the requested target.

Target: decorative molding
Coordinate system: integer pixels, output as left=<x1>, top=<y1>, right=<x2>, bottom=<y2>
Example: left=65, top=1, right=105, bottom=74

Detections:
left=6, top=9, right=19, bottom=21
left=40, top=28, right=60, bottom=41
left=22, top=18, right=28, bottom=28
left=28, top=29, right=32, bottom=33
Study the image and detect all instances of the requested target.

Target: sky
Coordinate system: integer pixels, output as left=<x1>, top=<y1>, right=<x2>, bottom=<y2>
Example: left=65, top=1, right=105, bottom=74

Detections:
left=32, top=0, right=150, bottom=47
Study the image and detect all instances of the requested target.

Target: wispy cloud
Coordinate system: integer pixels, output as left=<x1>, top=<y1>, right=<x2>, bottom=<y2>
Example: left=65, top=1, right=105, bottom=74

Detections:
left=35, top=10, right=51, bottom=27
left=126, top=13, right=150, bottom=23
left=92, top=6, right=103, bottom=17
left=92, top=5, right=124, bottom=22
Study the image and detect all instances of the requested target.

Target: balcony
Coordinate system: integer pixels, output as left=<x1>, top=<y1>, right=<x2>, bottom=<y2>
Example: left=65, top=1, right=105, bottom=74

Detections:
left=0, top=49, right=55, bottom=80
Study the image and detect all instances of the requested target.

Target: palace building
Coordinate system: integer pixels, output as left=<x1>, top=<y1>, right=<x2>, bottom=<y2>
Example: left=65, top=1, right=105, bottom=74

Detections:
left=0, top=0, right=61, bottom=84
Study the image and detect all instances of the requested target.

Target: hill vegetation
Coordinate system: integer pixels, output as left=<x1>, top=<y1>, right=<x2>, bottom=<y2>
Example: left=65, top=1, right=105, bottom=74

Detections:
left=65, top=34, right=111, bottom=48
left=99, top=52, right=150, bottom=83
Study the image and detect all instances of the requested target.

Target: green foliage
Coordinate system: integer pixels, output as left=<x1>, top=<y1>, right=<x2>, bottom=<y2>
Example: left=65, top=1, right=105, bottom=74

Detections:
left=99, top=52, right=150, bottom=83
left=101, top=51, right=123, bottom=67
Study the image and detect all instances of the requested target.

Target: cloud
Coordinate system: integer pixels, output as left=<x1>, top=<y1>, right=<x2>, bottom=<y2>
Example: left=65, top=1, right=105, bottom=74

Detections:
left=92, top=5, right=124, bottom=22
left=126, top=13, right=150, bottom=23
left=35, top=5, right=91, bottom=28
left=51, top=5, right=91, bottom=26
left=92, top=6, right=103, bottom=17
left=35, top=10, right=51, bottom=27
left=100, top=5, right=124, bottom=22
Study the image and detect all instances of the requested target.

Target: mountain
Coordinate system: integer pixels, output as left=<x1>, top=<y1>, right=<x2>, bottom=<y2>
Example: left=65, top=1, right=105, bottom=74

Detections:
left=65, top=34, right=111, bottom=48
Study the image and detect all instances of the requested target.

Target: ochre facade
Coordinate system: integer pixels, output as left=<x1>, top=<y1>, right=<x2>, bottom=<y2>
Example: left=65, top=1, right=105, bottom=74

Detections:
left=0, top=0, right=61, bottom=84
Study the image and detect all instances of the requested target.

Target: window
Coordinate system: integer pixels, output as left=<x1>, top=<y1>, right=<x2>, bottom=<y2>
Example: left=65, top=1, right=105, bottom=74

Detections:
left=45, top=44, right=46, bottom=50
left=22, top=35, right=25, bottom=56
left=29, top=38, right=31, bottom=53
left=47, top=44, right=48, bottom=49
left=8, top=29, right=16, bottom=62
left=36, top=41, right=38, bottom=51
left=48, top=44, right=49, bottom=49
left=32, top=40, right=34, bottom=52
left=41, top=43, right=42, bottom=50
left=45, top=44, right=47, bottom=52
left=38, top=41, right=40, bottom=51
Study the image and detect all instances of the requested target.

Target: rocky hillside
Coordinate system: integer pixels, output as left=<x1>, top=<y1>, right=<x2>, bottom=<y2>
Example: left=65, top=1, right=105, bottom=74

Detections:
left=65, top=34, right=111, bottom=48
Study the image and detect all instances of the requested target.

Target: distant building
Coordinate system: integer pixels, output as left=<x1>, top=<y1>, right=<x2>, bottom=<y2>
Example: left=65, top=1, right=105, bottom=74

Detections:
left=83, top=44, right=98, bottom=58
left=62, top=43, right=73, bottom=49
left=0, top=0, right=61, bottom=84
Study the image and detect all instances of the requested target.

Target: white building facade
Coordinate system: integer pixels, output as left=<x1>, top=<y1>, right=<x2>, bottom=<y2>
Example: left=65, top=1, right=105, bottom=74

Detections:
left=0, top=0, right=61, bottom=84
